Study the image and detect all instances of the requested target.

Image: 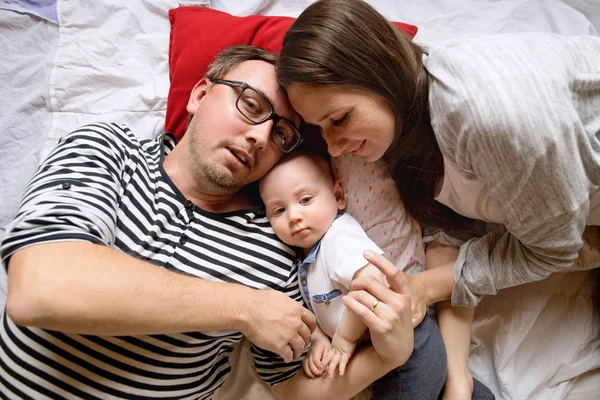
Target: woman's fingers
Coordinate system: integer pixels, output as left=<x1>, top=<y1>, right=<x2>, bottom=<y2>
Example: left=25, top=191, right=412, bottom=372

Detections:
left=342, top=293, right=386, bottom=332
left=349, top=274, right=404, bottom=311
left=363, top=250, right=409, bottom=294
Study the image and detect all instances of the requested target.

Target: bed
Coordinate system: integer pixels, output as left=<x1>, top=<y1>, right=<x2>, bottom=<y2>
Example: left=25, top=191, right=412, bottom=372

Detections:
left=1, top=0, right=599, bottom=399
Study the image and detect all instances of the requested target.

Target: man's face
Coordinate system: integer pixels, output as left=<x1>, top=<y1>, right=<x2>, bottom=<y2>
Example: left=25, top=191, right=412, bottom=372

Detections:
left=184, top=60, right=300, bottom=194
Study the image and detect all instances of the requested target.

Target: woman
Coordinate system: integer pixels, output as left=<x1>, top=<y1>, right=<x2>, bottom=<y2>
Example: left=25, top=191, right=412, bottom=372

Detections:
left=277, top=0, right=600, bottom=398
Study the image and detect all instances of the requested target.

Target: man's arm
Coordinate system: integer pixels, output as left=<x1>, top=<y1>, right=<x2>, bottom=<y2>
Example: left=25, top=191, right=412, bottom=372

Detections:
left=3, top=124, right=314, bottom=362
left=7, top=241, right=314, bottom=362
left=271, top=344, right=395, bottom=400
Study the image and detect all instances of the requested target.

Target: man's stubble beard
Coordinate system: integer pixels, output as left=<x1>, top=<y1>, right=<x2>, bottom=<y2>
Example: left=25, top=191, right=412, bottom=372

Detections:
left=187, top=123, right=245, bottom=194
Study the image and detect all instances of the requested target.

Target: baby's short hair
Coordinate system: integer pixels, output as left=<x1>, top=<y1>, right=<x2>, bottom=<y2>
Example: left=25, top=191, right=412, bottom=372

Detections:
left=280, top=150, right=334, bottom=181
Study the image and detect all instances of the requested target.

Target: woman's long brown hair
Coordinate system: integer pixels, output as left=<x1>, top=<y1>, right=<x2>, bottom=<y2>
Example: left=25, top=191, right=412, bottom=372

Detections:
left=278, top=0, right=482, bottom=236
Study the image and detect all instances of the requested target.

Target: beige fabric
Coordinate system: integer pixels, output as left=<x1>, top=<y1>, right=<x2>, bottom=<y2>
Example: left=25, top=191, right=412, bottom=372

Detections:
left=214, top=338, right=371, bottom=400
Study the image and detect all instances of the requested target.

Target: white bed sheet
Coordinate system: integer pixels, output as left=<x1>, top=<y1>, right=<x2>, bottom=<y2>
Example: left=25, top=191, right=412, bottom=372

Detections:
left=1, top=1, right=599, bottom=399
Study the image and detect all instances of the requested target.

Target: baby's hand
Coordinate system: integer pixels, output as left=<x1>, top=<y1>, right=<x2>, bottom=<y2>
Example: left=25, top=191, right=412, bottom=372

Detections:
left=302, top=337, right=331, bottom=378
left=327, top=335, right=358, bottom=377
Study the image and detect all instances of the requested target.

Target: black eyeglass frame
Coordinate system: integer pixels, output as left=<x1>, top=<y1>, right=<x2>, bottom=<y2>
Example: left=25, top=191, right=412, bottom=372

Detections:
left=212, top=79, right=304, bottom=153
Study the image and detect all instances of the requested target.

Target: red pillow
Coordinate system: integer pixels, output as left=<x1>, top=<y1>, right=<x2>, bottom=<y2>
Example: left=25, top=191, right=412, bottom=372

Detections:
left=166, top=6, right=418, bottom=139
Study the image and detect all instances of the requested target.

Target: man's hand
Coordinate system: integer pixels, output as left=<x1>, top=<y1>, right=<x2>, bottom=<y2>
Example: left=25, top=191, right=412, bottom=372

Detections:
left=364, top=251, right=429, bottom=327
left=240, top=289, right=316, bottom=363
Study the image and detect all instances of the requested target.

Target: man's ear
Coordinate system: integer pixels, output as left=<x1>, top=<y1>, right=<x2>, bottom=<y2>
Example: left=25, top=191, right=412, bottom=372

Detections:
left=333, top=178, right=346, bottom=210
left=186, top=78, right=211, bottom=115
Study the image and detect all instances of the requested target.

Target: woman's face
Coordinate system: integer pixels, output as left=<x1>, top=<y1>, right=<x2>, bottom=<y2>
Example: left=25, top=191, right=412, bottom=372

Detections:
left=287, top=84, right=395, bottom=162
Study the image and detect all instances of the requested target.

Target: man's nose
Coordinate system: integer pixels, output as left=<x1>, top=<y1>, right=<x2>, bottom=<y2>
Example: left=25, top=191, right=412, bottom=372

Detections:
left=246, top=120, right=272, bottom=150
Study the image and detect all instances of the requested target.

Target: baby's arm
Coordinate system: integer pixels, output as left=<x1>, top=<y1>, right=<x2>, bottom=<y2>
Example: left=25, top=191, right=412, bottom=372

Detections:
left=426, top=242, right=474, bottom=400
left=303, top=325, right=332, bottom=378
left=329, top=263, right=385, bottom=377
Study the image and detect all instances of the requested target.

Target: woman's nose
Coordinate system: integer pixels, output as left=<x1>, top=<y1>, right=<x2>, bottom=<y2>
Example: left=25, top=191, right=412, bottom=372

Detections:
left=323, top=132, right=346, bottom=157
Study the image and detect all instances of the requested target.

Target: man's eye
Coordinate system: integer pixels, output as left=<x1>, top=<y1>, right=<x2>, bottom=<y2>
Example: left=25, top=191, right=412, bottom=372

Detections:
left=274, top=128, right=286, bottom=143
left=332, top=113, right=349, bottom=127
left=243, top=99, right=260, bottom=113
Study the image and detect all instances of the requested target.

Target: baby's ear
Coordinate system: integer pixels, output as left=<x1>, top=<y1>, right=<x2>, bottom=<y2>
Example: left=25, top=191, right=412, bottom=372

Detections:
left=333, top=178, right=346, bottom=210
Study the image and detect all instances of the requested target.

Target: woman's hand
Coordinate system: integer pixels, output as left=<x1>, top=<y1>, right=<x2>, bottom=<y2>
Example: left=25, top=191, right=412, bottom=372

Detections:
left=342, top=250, right=415, bottom=368
left=362, top=250, right=429, bottom=327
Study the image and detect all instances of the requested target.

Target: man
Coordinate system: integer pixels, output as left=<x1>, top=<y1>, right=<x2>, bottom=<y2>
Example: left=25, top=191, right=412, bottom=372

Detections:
left=0, top=46, right=413, bottom=399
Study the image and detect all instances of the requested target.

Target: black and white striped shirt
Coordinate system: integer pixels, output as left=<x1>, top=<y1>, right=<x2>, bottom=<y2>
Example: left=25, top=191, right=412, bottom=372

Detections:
left=0, top=123, right=302, bottom=399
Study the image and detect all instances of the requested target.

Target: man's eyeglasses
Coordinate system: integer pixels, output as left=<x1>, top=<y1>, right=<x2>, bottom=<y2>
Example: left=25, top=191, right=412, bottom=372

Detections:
left=212, top=79, right=304, bottom=153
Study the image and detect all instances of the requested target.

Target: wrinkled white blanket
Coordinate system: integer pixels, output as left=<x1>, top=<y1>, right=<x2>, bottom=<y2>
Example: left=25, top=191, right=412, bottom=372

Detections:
left=1, top=1, right=599, bottom=399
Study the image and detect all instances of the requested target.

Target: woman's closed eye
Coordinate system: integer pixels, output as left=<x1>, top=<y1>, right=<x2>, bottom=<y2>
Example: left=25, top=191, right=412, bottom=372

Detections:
left=332, top=112, right=349, bottom=127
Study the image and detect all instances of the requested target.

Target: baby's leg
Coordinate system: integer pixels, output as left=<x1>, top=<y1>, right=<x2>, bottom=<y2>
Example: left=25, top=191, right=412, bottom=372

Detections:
left=370, top=314, right=446, bottom=400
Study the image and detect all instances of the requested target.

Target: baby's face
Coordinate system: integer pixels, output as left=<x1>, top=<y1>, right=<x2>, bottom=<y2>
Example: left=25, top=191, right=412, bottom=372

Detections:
left=260, top=154, right=344, bottom=249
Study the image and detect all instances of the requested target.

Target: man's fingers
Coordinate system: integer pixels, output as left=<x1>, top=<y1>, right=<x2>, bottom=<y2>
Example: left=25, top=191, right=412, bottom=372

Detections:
left=298, top=322, right=312, bottom=347
left=289, top=335, right=305, bottom=359
left=281, top=345, right=293, bottom=363
left=363, top=250, right=409, bottom=294
left=302, top=309, right=317, bottom=333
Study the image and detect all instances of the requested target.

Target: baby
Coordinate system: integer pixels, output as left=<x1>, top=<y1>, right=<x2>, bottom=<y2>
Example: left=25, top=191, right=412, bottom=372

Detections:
left=259, top=151, right=385, bottom=377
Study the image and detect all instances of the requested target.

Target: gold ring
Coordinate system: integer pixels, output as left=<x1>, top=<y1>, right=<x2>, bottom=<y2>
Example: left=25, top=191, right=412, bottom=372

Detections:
left=372, top=299, right=380, bottom=310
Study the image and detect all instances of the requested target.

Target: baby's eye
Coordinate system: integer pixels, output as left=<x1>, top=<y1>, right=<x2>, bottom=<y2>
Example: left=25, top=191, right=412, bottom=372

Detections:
left=300, top=196, right=313, bottom=204
left=332, top=113, right=349, bottom=127
left=272, top=207, right=285, bottom=216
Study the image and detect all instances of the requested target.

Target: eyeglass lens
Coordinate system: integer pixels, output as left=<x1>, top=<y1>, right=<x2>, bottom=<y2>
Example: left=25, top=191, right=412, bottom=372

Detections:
left=237, top=88, right=300, bottom=152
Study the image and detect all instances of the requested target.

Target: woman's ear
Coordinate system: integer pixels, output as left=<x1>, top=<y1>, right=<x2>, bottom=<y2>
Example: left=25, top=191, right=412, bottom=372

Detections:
left=186, top=78, right=211, bottom=115
left=333, top=178, right=346, bottom=210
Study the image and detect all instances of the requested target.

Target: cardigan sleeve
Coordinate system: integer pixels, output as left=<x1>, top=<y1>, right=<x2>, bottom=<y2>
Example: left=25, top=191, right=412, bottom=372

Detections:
left=424, top=33, right=600, bottom=306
